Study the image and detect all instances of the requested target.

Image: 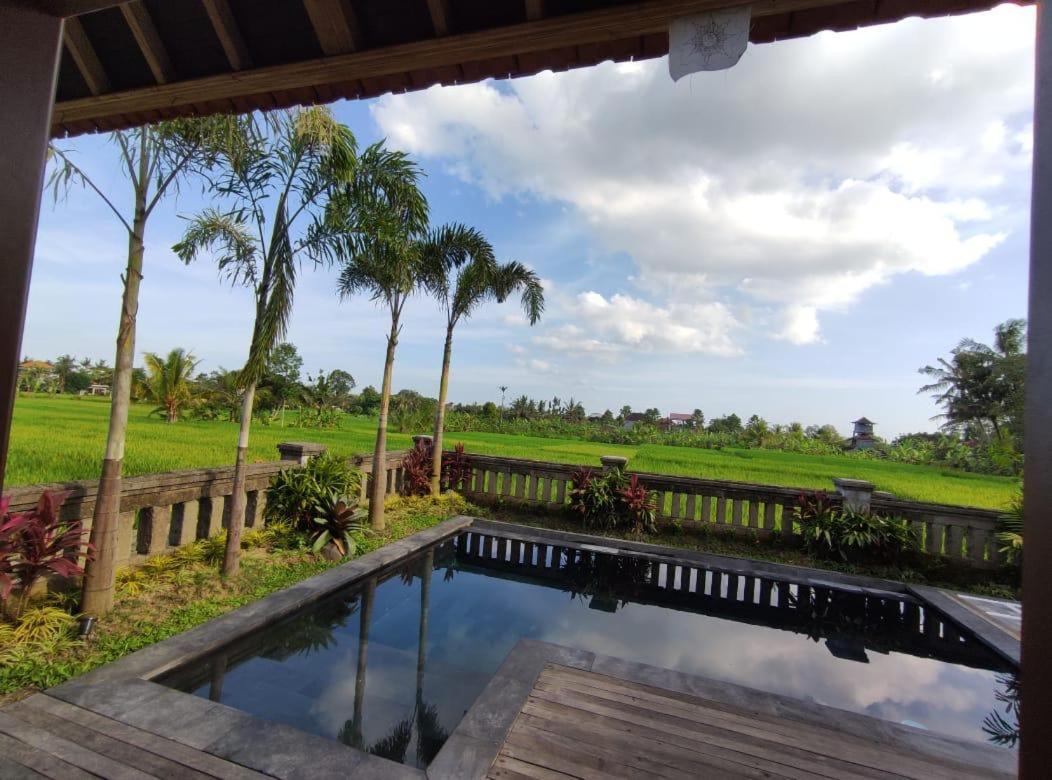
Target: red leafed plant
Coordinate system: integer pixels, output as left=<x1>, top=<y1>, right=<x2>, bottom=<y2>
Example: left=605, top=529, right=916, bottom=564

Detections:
left=442, top=443, right=472, bottom=492
left=0, top=491, right=93, bottom=609
left=400, top=440, right=434, bottom=497
left=619, top=474, right=657, bottom=534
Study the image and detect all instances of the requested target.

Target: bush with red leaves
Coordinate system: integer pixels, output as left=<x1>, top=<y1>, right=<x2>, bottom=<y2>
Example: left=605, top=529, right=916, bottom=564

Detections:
left=400, top=440, right=434, bottom=497
left=0, top=491, right=92, bottom=606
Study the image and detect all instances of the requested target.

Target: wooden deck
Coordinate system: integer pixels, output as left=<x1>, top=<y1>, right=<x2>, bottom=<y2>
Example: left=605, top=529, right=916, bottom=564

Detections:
left=487, top=664, right=1012, bottom=780
left=0, top=693, right=268, bottom=779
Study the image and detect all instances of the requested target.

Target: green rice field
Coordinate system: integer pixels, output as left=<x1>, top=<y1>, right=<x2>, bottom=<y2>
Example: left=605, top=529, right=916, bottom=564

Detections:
left=5, top=394, right=1018, bottom=510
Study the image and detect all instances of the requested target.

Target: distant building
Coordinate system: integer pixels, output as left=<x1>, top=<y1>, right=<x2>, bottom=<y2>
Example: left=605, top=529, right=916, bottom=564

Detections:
left=622, top=413, right=647, bottom=431
left=845, top=417, right=877, bottom=451
left=86, top=383, right=110, bottom=396
left=667, top=412, right=693, bottom=427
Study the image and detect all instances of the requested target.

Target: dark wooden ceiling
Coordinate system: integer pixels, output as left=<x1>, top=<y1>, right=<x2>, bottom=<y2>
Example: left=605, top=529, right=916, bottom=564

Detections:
left=52, top=0, right=1032, bottom=137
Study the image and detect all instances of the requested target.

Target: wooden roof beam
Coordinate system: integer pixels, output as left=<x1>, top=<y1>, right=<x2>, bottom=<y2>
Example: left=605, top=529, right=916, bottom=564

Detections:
left=427, top=0, right=452, bottom=36
left=525, top=0, right=544, bottom=22
left=53, top=0, right=863, bottom=131
left=120, top=1, right=174, bottom=84
left=302, top=0, right=363, bottom=56
left=201, top=0, right=251, bottom=70
left=63, top=16, right=110, bottom=95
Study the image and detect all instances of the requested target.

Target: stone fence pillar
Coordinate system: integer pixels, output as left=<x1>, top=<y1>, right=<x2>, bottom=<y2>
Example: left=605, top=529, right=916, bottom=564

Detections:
left=833, top=478, right=875, bottom=513
left=277, top=442, right=326, bottom=465
left=600, top=455, right=629, bottom=472
left=412, top=434, right=434, bottom=448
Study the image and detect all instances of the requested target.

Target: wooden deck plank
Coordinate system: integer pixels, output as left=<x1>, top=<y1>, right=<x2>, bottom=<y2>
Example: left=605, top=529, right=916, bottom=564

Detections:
left=0, top=695, right=271, bottom=780
left=487, top=665, right=1012, bottom=780
left=15, top=694, right=263, bottom=779
left=7, top=699, right=212, bottom=780
left=0, top=731, right=96, bottom=780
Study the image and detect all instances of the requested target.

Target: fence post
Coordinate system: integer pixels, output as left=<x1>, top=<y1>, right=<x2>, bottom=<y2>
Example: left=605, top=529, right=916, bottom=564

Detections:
left=600, top=455, right=629, bottom=471
left=833, top=478, right=875, bottom=513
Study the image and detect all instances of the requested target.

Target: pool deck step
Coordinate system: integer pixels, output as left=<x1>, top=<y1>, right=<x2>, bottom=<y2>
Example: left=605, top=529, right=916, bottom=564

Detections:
left=0, top=694, right=270, bottom=779
left=486, top=664, right=1013, bottom=780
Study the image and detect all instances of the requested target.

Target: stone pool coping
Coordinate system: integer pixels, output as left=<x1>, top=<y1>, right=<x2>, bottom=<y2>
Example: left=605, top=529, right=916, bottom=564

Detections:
left=40, top=515, right=1019, bottom=778
left=428, top=639, right=1018, bottom=779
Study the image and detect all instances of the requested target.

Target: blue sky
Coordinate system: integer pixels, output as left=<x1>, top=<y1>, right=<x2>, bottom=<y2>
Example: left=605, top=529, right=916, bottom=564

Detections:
left=26, top=4, right=1034, bottom=439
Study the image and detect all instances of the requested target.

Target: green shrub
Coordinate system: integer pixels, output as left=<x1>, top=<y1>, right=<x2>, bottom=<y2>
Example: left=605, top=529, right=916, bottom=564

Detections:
left=569, top=467, right=657, bottom=534
left=794, top=491, right=915, bottom=562
left=998, top=490, right=1023, bottom=565
left=265, top=452, right=360, bottom=530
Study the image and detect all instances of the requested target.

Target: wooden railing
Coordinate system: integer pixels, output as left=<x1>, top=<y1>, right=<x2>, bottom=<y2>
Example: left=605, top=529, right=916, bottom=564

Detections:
left=454, top=452, right=1006, bottom=570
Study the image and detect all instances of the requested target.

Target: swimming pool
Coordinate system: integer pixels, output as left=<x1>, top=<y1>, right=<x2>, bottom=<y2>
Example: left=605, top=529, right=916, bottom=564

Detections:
left=160, top=529, right=1016, bottom=769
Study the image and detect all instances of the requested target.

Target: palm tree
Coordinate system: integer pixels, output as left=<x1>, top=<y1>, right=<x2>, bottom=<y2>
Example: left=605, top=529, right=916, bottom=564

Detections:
left=140, top=348, right=200, bottom=422
left=53, top=354, right=76, bottom=394
left=335, top=156, right=429, bottom=531
left=174, top=107, right=367, bottom=578
left=49, top=117, right=232, bottom=616
left=421, top=227, right=544, bottom=493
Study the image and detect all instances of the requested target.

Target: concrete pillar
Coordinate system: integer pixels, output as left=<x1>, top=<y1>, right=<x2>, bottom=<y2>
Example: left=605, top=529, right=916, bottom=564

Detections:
left=0, top=7, right=62, bottom=494
left=143, top=505, right=172, bottom=556
left=114, top=510, right=137, bottom=568
left=276, top=441, right=326, bottom=465
left=1022, top=2, right=1052, bottom=772
left=832, top=478, right=874, bottom=513
left=246, top=490, right=266, bottom=527
left=174, top=500, right=200, bottom=546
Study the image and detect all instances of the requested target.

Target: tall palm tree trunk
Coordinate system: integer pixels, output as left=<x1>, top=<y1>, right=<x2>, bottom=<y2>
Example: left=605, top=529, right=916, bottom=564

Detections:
left=81, top=155, right=148, bottom=616
left=222, top=380, right=256, bottom=578
left=350, top=578, right=376, bottom=747
left=416, top=549, right=433, bottom=707
left=369, top=318, right=398, bottom=530
left=430, top=326, right=454, bottom=495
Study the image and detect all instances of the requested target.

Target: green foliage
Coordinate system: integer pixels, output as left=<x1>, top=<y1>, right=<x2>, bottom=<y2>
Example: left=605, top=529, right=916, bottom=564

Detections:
left=140, top=348, right=201, bottom=423
left=569, top=468, right=657, bottom=533
left=310, top=492, right=367, bottom=556
left=265, top=452, right=360, bottom=530
left=919, top=318, right=1026, bottom=454
left=793, top=491, right=916, bottom=562
left=998, top=490, right=1024, bottom=565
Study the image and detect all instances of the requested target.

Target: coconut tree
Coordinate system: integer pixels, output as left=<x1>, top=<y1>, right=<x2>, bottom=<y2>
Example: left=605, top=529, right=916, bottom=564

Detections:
left=335, top=159, right=429, bottom=531
left=48, top=117, right=232, bottom=616
left=140, top=348, right=200, bottom=422
left=421, top=228, right=544, bottom=493
left=174, top=108, right=360, bottom=578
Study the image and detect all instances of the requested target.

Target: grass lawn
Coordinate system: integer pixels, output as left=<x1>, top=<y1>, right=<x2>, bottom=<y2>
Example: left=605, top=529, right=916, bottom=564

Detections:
left=7, top=394, right=1018, bottom=509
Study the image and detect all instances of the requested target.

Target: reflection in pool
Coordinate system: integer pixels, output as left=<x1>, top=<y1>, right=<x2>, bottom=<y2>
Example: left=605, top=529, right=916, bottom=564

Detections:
left=160, top=531, right=1017, bottom=768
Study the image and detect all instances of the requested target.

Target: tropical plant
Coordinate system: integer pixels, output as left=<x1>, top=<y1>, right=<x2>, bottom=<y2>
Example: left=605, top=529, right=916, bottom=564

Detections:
left=619, top=474, right=658, bottom=534
left=174, top=107, right=380, bottom=578
left=998, top=490, right=1024, bottom=565
left=334, top=150, right=429, bottom=531
left=264, top=452, right=360, bottom=532
left=421, top=223, right=545, bottom=493
left=441, top=443, right=472, bottom=492
left=569, top=467, right=657, bottom=533
left=919, top=319, right=1026, bottom=448
left=400, top=440, right=434, bottom=498
left=311, top=490, right=367, bottom=557
left=0, top=491, right=92, bottom=614
left=793, top=492, right=915, bottom=562
left=140, top=348, right=200, bottom=422
left=50, top=117, right=234, bottom=616
left=983, top=674, right=1021, bottom=748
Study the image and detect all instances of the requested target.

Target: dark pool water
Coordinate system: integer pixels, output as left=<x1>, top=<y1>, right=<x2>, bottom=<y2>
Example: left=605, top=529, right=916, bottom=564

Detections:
left=160, top=531, right=1017, bottom=768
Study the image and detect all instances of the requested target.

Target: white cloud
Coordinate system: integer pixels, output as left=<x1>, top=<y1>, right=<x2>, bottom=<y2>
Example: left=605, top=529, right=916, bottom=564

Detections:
left=371, top=5, right=1033, bottom=352
left=534, top=292, right=741, bottom=358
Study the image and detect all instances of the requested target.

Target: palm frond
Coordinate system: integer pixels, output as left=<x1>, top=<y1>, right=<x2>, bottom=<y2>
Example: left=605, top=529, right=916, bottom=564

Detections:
left=173, top=209, right=259, bottom=287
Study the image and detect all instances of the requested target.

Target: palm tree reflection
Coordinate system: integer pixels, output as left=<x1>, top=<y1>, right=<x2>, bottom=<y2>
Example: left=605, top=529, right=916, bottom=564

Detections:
left=338, top=550, right=449, bottom=766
